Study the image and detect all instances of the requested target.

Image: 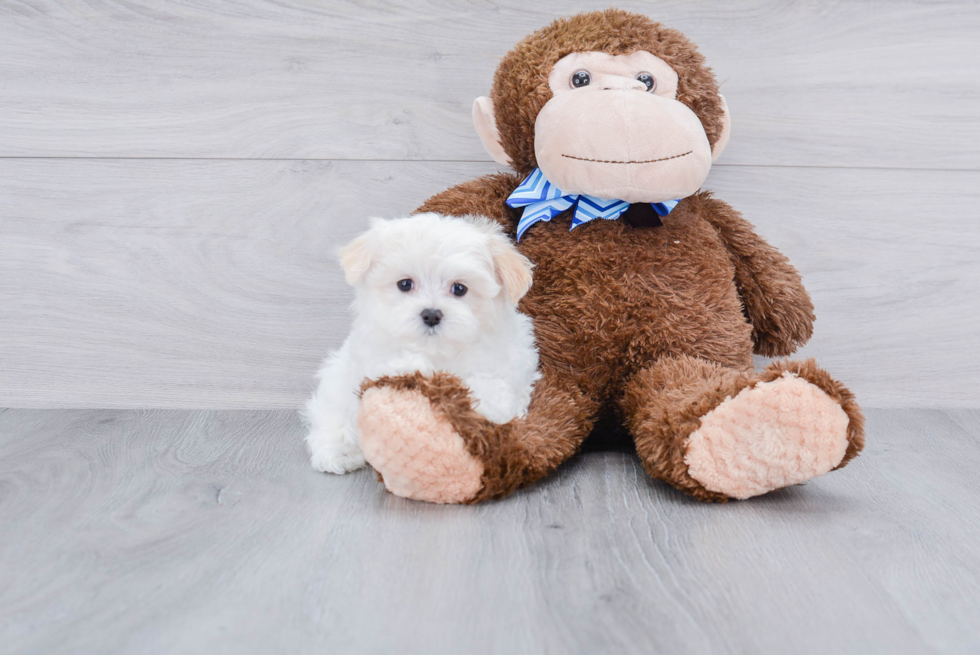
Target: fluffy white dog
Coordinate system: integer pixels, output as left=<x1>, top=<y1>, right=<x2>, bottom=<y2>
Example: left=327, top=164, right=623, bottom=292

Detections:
left=303, top=212, right=540, bottom=474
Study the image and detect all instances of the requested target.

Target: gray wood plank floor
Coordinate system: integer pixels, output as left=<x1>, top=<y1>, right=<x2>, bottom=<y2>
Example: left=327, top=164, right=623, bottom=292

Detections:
left=1, top=408, right=978, bottom=654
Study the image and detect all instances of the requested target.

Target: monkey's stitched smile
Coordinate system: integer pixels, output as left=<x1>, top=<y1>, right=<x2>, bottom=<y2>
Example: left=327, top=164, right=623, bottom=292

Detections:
left=561, top=151, right=693, bottom=165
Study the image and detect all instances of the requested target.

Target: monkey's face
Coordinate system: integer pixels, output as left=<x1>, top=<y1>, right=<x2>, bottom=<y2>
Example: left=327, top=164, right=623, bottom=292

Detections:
left=533, top=51, right=715, bottom=203
left=473, top=14, right=732, bottom=204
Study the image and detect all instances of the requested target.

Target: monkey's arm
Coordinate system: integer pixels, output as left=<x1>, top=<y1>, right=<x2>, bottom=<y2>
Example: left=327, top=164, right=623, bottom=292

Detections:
left=415, top=173, right=521, bottom=228
left=699, top=194, right=815, bottom=357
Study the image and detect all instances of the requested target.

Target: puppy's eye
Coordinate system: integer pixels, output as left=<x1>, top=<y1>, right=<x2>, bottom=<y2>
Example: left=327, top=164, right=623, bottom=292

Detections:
left=636, top=72, right=656, bottom=92
left=570, top=70, right=591, bottom=88
left=451, top=282, right=468, bottom=297
left=397, top=279, right=414, bottom=292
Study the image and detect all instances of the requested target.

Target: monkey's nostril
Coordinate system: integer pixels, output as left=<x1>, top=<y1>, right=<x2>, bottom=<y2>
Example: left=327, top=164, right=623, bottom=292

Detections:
left=420, top=308, right=443, bottom=327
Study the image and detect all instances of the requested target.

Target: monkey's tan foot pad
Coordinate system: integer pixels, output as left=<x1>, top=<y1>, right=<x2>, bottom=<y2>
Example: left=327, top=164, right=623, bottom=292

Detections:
left=683, top=373, right=850, bottom=499
left=358, top=385, right=484, bottom=504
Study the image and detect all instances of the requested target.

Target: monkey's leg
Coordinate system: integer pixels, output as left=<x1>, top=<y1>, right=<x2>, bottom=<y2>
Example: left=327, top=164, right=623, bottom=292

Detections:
left=357, top=367, right=596, bottom=504
left=621, top=355, right=864, bottom=501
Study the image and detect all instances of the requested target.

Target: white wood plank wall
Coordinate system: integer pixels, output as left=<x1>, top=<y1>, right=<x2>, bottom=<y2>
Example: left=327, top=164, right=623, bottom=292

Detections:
left=1, top=0, right=978, bottom=409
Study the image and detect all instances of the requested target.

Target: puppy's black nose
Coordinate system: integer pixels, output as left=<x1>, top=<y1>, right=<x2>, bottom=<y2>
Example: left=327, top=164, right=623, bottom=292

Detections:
left=420, top=308, right=443, bottom=327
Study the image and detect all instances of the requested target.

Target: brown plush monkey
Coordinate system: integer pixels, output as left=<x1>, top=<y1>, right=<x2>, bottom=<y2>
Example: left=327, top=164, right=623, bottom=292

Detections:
left=356, top=9, right=864, bottom=503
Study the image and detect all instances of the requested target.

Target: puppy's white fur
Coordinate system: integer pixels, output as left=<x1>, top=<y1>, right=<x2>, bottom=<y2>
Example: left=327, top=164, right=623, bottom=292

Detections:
left=303, top=212, right=540, bottom=474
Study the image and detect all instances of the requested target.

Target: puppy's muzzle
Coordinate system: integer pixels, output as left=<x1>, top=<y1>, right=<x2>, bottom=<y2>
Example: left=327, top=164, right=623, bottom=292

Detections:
left=420, top=308, right=443, bottom=327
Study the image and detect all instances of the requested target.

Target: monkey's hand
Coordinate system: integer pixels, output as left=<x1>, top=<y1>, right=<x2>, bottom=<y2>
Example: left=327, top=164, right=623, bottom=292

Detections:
left=699, top=195, right=815, bottom=357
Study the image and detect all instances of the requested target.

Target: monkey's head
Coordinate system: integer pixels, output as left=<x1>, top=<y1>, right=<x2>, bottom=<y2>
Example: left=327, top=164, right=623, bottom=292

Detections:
left=474, top=10, right=730, bottom=203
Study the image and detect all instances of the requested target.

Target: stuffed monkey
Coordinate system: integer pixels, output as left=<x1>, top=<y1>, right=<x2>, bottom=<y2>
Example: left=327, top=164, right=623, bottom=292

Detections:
left=356, top=9, right=864, bottom=503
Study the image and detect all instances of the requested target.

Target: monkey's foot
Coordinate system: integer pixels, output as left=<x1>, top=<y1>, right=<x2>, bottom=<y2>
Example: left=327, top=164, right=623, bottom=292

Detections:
left=683, top=367, right=855, bottom=500
left=358, top=377, right=484, bottom=504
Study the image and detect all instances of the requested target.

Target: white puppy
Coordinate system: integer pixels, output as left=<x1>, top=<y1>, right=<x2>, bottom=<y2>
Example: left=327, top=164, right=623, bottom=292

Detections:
left=303, top=212, right=540, bottom=474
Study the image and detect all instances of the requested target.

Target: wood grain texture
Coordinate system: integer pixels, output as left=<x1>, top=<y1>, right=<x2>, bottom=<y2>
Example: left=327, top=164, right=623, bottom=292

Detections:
left=2, top=0, right=978, bottom=408
left=2, top=159, right=978, bottom=409
left=0, top=408, right=978, bottom=654
left=0, top=0, right=978, bottom=168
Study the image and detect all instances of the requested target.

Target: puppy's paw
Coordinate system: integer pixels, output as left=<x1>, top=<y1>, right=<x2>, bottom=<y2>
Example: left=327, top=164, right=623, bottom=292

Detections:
left=309, top=440, right=366, bottom=475
left=464, top=377, right=517, bottom=424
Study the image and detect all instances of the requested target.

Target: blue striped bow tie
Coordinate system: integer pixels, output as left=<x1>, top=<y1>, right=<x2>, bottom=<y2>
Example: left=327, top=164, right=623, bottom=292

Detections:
left=506, top=168, right=680, bottom=241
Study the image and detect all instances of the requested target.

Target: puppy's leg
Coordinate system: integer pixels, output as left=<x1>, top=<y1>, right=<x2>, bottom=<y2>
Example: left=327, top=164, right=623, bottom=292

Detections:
left=303, top=346, right=366, bottom=474
left=463, top=324, right=540, bottom=424
left=462, top=376, right=519, bottom=424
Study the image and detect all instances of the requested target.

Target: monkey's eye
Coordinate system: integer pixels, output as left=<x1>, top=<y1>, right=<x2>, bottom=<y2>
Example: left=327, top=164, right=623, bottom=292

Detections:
left=636, top=72, right=656, bottom=92
left=570, top=70, right=591, bottom=88
left=397, top=279, right=414, bottom=292
left=451, top=282, right=468, bottom=297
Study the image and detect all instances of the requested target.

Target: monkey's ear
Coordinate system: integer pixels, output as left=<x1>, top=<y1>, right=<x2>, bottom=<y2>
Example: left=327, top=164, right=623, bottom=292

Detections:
left=711, top=94, right=732, bottom=163
left=338, top=232, right=374, bottom=286
left=473, top=97, right=512, bottom=167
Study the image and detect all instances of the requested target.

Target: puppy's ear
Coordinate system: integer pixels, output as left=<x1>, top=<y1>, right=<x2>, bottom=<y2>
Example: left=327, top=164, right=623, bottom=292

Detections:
left=339, top=233, right=373, bottom=286
left=339, top=218, right=388, bottom=285
left=487, top=232, right=533, bottom=304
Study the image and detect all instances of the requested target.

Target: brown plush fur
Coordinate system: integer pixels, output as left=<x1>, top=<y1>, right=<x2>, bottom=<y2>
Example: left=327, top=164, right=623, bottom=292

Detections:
left=699, top=197, right=815, bottom=357
left=363, top=10, right=864, bottom=502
